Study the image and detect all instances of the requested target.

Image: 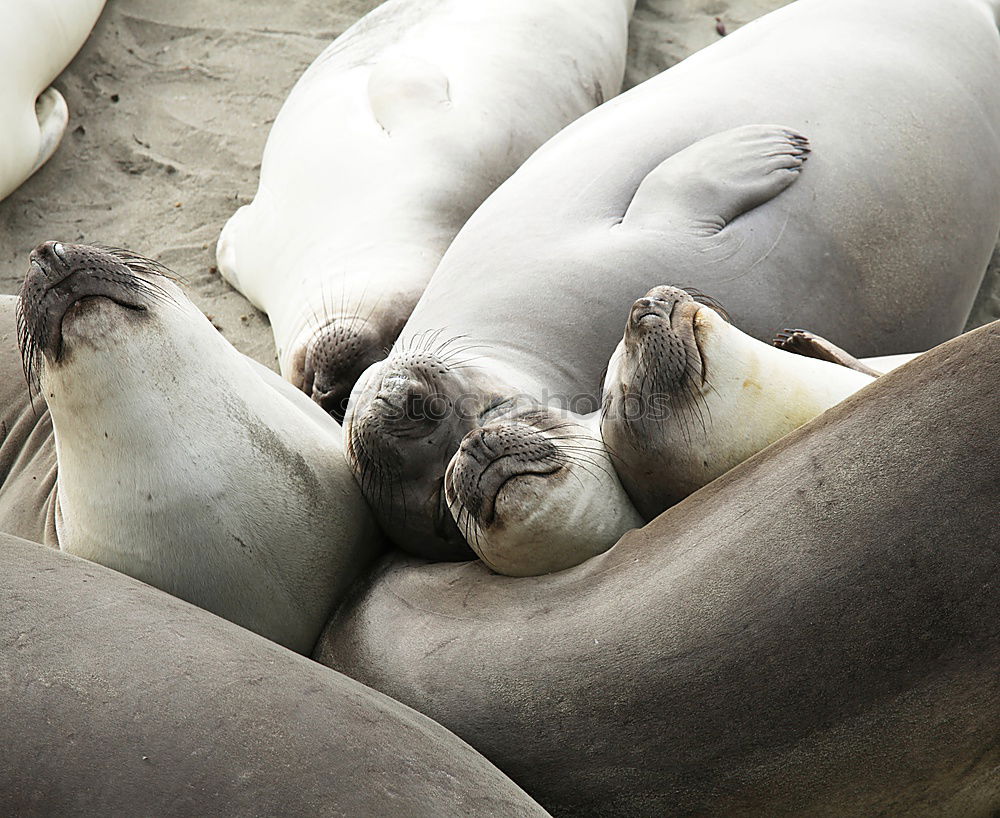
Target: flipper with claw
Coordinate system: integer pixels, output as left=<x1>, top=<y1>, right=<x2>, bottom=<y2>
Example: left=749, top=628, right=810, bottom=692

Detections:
left=773, top=328, right=884, bottom=376
left=621, top=124, right=810, bottom=235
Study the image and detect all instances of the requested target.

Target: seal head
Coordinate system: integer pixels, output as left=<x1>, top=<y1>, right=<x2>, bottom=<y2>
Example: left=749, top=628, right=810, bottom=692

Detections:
left=345, top=332, right=550, bottom=560
left=444, top=407, right=642, bottom=576
left=602, top=285, right=874, bottom=519
left=18, top=241, right=172, bottom=382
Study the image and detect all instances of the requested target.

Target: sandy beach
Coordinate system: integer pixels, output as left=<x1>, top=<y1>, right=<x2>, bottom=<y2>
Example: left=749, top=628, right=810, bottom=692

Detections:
left=1, top=0, right=997, bottom=370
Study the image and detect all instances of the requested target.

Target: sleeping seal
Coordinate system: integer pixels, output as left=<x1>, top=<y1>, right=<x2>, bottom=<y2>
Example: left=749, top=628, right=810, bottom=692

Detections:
left=345, top=0, right=1000, bottom=561
left=0, top=534, right=546, bottom=817
left=0, top=0, right=107, bottom=201
left=601, top=286, right=875, bottom=518
left=320, top=320, right=1000, bottom=816
left=6, top=242, right=380, bottom=653
left=216, top=0, right=635, bottom=420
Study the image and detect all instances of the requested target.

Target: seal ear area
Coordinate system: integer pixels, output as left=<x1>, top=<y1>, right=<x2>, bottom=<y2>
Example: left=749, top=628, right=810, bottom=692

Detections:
left=367, top=54, right=452, bottom=135
left=619, top=124, right=810, bottom=236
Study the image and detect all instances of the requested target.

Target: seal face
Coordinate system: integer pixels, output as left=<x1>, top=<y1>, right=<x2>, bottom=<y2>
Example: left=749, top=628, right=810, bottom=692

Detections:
left=345, top=337, right=529, bottom=560
left=444, top=408, right=641, bottom=576
left=16, top=242, right=379, bottom=653
left=18, top=241, right=171, bottom=381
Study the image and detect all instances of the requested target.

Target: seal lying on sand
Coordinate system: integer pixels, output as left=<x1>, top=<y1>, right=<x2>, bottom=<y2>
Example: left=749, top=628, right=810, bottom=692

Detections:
left=5, top=242, right=379, bottom=653
left=345, top=0, right=1000, bottom=563
left=0, top=534, right=546, bottom=817
left=217, top=0, right=635, bottom=420
left=0, top=0, right=107, bottom=201
left=320, top=321, right=1000, bottom=816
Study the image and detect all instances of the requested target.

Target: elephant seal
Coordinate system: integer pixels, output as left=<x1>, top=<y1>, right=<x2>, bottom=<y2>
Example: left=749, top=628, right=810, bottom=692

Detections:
left=602, top=286, right=874, bottom=519
left=0, top=535, right=546, bottom=817
left=7, top=242, right=380, bottom=653
left=320, top=321, right=1000, bottom=816
left=345, top=0, right=1000, bottom=560
left=0, top=0, right=107, bottom=201
left=216, top=0, right=635, bottom=421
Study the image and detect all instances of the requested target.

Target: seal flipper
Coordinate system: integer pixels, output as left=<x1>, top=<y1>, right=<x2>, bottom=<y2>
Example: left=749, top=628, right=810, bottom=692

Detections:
left=368, top=54, right=451, bottom=134
left=773, top=328, right=884, bottom=376
left=29, top=87, right=69, bottom=175
left=621, top=124, right=809, bottom=234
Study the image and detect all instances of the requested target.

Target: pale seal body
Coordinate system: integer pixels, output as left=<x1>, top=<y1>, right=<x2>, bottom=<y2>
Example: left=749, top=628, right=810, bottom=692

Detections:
left=602, top=286, right=875, bottom=519
left=322, top=322, right=1000, bottom=816
left=0, top=534, right=546, bottom=817
left=7, top=243, right=380, bottom=653
left=346, top=0, right=1000, bottom=561
left=0, top=0, right=107, bottom=201
left=217, top=0, right=635, bottom=419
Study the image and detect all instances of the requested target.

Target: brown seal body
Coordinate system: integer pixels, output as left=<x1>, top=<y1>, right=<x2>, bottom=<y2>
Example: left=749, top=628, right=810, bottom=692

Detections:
left=319, top=321, right=1000, bottom=816
left=0, top=534, right=547, bottom=817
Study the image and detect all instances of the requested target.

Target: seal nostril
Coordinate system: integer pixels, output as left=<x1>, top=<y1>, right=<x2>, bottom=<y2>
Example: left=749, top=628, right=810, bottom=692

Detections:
left=53, top=243, right=67, bottom=262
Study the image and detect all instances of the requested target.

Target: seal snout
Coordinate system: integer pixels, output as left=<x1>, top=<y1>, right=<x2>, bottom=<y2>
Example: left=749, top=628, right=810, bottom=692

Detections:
left=628, top=286, right=694, bottom=331
left=446, top=421, right=562, bottom=528
left=363, top=354, right=458, bottom=439
left=18, top=243, right=172, bottom=373
left=302, top=317, right=387, bottom=422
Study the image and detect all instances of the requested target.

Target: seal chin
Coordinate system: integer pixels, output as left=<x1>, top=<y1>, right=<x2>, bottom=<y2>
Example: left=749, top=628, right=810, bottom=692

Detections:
left=300, top=317, right=390, bottom=422
left=17, top=242, right=172, bottom=375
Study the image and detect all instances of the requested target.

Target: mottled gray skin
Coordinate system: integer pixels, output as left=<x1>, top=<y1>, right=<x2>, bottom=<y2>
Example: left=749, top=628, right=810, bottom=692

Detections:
left=0, top=534, right=547, bottom=817
left=320, top=322, right=1000, bottom=816
left=346, top=0, right=1000, bottom=560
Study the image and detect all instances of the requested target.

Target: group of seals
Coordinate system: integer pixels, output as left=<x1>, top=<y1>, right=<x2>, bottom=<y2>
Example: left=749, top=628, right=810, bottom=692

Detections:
left=3, top=0, right=1000, bottom=813
left=0, top=0, right=106, bottom=202
left=319, top=321, right=1000, bottom=816
left=345, top=0, right=1000, bottom=573
left=216, top=0, right=635, bottom=419
left=4, top=242, right=380, bottom=653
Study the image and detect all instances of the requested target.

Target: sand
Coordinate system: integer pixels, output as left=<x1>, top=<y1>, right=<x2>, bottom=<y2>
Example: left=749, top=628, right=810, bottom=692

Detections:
left=1, top=0, right=997, bottom=371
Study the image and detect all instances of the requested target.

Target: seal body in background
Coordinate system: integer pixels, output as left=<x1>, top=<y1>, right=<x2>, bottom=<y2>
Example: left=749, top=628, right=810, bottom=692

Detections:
left=216, top=0, right=636, bottom=420
left=0, top=0, right=107, bottom=201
